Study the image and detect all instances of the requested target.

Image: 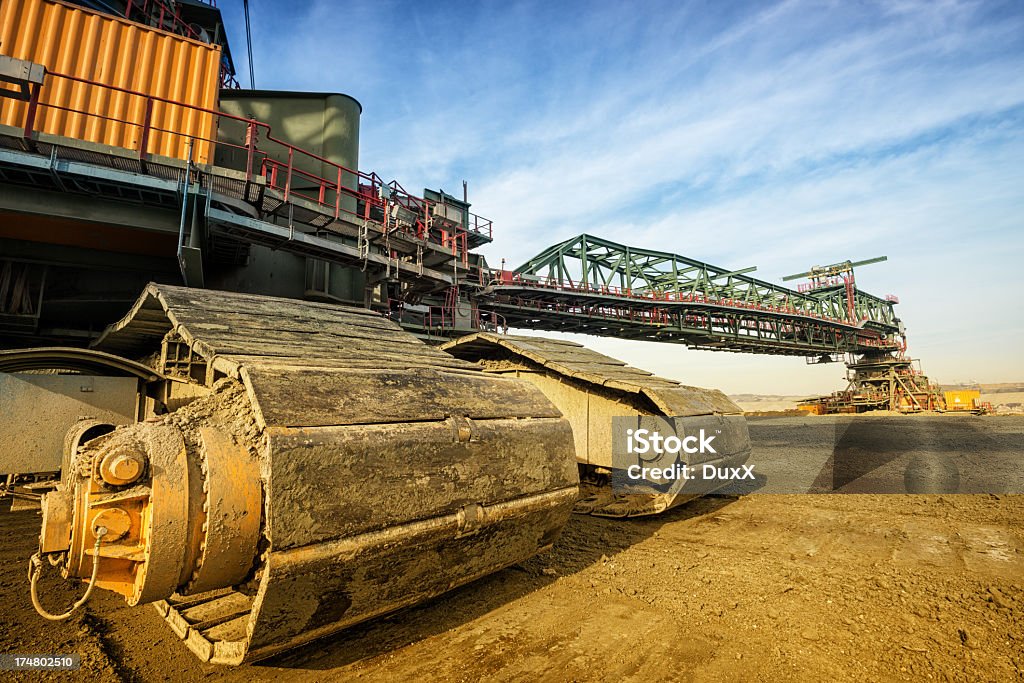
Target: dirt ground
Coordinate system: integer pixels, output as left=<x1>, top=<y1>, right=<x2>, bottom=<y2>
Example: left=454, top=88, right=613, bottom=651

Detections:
left=1, top=415, right=1021, bottom=682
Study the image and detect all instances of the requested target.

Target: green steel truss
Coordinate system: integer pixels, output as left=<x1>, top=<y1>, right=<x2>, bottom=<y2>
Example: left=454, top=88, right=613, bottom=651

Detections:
left=513, top=234, right=898, bottom=328
left=478, top=234, right=903, bottom=356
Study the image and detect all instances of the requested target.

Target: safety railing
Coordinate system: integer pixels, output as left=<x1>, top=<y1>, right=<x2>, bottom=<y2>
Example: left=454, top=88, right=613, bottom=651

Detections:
left=856, top=336, right=898, bottom=349
left=443, top=231, right=469, bottom=266
left=16, top=70, right=487, bottom=258
left=123, top=0, right=234, bottom=87
left=477, top=310, right=508, bottom=334
left=259, top=156, right=387, bottom=225
left=386, top=300, right=508, bottom=336
left=126, top=0, right=207, bottom=42
left=490, top=295, right=673, bottom=326
left=383, top=180, right=482, bottom=255
left=386, top=300, right=456, bottom=333
left=489, top=273, right=877, bottom=327
left=467, top=213, right=493, bottom=240
left=423, top=305, right=456, bottom=331
left=489, top=293, right=895, bottom=348
left=386, top=179, right=429, bottom=230
left=19, top=71, right=226, bottom=167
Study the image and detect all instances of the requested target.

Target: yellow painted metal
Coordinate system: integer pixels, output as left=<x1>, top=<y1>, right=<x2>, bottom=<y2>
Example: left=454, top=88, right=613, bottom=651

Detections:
left=54, top=421, right=264, bottom=606
left=184, top=427, right=262, bottom=594
left=944, top=390, right=980, bottom=411
left=0, top=0, right=221, bottom=163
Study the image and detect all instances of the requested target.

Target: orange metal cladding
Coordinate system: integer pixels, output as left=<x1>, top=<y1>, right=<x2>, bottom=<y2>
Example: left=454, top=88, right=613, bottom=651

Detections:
left=0, top=0, right=221, bottom=163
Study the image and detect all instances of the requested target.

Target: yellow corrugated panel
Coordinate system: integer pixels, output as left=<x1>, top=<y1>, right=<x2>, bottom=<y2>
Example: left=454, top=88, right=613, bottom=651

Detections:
left=944, top=390, right=980, bottom=411
left=0, top=0, right=220, bottom=163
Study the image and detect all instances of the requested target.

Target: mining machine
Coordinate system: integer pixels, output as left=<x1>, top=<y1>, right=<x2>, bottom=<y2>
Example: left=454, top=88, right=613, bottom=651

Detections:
left=0, top=0, right=925, bottom=663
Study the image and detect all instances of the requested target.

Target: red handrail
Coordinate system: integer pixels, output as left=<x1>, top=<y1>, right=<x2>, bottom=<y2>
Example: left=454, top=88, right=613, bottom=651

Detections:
left=490, top=272, right=863, bottom=326
left=23, top=70, right=490, bottom=254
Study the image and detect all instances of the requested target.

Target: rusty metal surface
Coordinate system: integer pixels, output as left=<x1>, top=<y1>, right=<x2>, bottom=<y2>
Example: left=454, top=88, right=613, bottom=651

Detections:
left=0, top=374, right=138, bottom=474
left=0, top=0, right=221, bottom=163
left=85, top=283, right=579, bottom=664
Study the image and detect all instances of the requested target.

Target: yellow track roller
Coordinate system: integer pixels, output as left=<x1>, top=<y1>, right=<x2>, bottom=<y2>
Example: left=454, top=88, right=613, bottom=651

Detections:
left=33, top=285, right=578, bottom=664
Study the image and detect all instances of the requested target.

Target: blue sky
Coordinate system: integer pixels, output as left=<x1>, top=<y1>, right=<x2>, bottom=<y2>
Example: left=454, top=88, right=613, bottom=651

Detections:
left=221, top=0, right=1024, bottom=394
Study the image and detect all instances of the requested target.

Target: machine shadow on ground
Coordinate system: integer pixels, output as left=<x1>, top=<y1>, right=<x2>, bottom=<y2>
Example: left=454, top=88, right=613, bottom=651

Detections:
left=740, top=415, right=1022, bottom=496
left=812, top=417, right=920, bottom=492
left=816, top=416, right=1020, bottom=493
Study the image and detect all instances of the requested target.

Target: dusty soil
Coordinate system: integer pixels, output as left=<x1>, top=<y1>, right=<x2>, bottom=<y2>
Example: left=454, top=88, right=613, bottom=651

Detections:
left=1, top=416, right=1021, bottom=682
left=981, top=392, right=1024, bottom=412
left=729, top=395, right=814, bottom=413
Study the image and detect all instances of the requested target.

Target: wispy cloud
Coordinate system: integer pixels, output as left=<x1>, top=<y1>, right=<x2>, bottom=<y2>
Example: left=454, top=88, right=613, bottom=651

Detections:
left=224, top=0, right=1024, bottom=392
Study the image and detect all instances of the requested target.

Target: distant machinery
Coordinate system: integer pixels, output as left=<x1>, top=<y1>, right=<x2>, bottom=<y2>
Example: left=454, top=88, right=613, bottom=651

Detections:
left=783, top=256, right=888, bottom=321
left=776, top=257, right=945, bottom=414
left=798, top=356, right=944, bottom=415
left=943, top=389, right=991, bottom=414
